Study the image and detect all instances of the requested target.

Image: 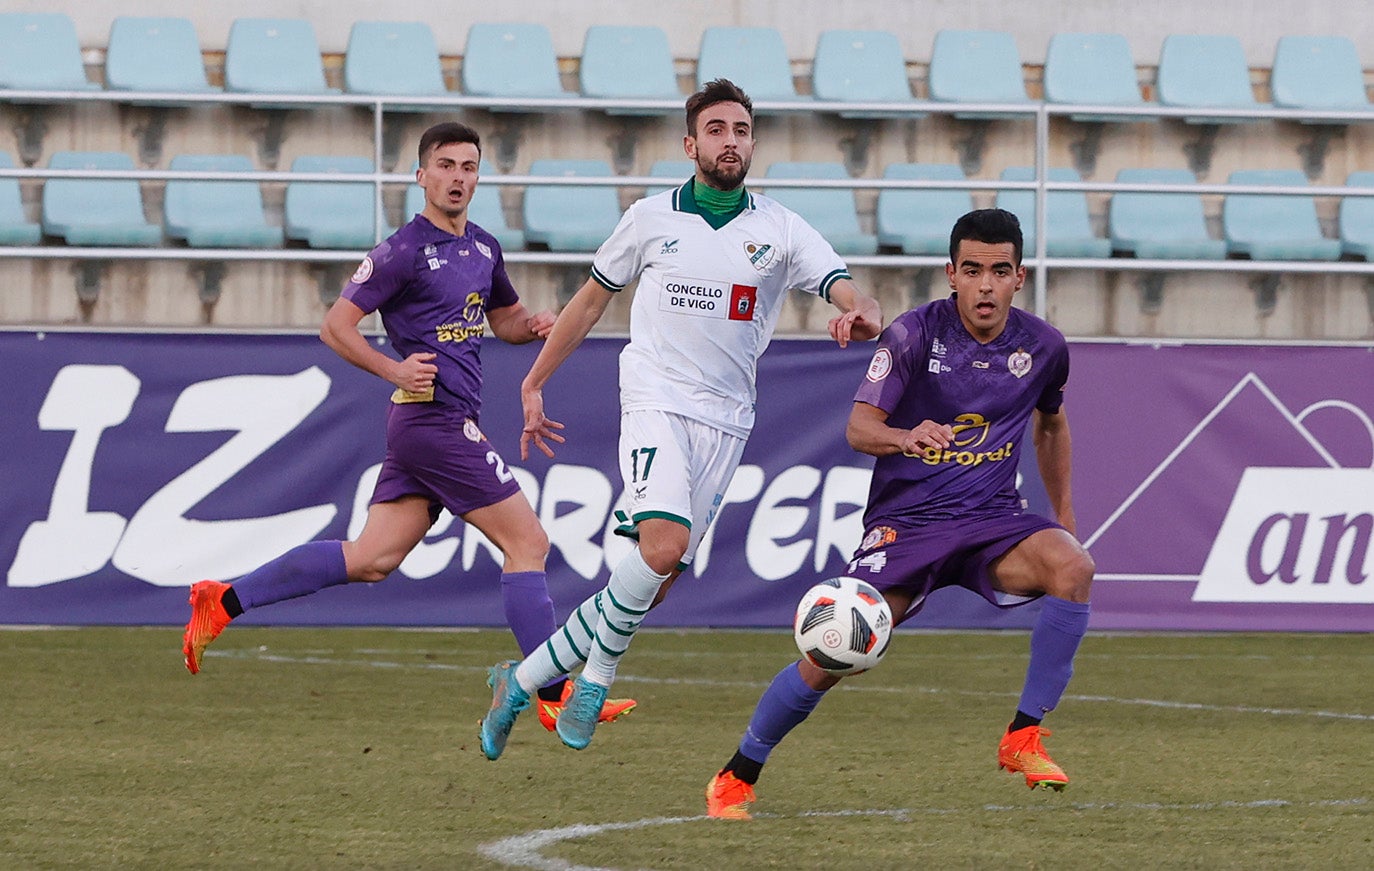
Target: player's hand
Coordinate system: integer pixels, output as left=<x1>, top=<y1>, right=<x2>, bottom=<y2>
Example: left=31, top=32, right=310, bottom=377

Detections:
left=520, top=387, right=566, bottom=460
left=392, top=352, right=438, bottom=393
left=828, top=298, right=883, bottom=347
left=900, top=419, right=955, bottom=455
left=528, top=310, right=556, bottom=339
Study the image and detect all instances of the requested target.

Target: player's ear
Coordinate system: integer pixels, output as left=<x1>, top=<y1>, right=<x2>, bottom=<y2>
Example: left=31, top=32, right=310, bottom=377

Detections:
left=683, top=135, right=696, bottom=159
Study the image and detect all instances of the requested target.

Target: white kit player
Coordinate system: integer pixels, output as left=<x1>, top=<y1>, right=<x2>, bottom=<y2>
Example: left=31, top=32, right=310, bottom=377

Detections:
left=478, top=78, right=884, bottom=760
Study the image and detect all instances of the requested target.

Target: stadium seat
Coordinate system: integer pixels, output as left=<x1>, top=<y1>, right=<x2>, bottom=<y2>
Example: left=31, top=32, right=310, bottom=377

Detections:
left=1108, top=168, right=1226, bottom=259
left=1271, top=36, right=1370, bottom=111
left=0, top=12, right=97, bottom=92
left=41, top=151, right=162, bottom=246
left=579, top=25, right=679, bottom=113
left=224, top=18, right=339, bottom=97
left=647, top=159, right=696, bottom=195
left=165, top=154, right=282, bottom=248
left=105, top=16, right=218, bottom=96
left=0, top=152, right=41, bottom=245
left=927, top=29, right=1031, bottom=117
left=344, top=21, right=447, bottom=109
left=1043, top=33, right=1153, bottom=120
left=403, top=160, right=524, bottom=251
left=1222, top=169, right=1341, bottom=260
left=876, top=163, right=973, bottom=255
left=811, top=30, right=920, bottom=118
left=1156, top=34, right=1267, bottom=121
left=995, top=167, right=1111, bottom=258
left=462, top=22, right=570, bottom=106
left=763, top=162, right=878, bottom=256
left=522, top=159, right=622, bottom=251
left=284, top=156, right=390, bottom=249
left=1339, top=171, right=1374, bottom=260
left=696, top=27, right=807, bottom=106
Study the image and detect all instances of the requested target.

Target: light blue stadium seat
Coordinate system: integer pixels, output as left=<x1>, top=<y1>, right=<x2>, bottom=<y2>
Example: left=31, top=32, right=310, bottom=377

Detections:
left=927, top=30, right=1031, bottom=118
left=876, top=163, right=973, bottom=255
left=285, top=156, right=390, bottom=249
left=0, top=13, right=98, bottom=92
left=42, top=151, right=162, bottom=246
left=579, top=26, right=679, bottom=114
left=224, top=19, right=339, bottom=98
left=462, top=23, right=570, bottom=108
left=1044, top=33, right=1153, bottom=121
left=344, top=21, right=447, bottom=110
left=165, top=154, right=282, bottom=248
left=1271, top=36, right=1369, bottom=111
left=812, top=30, right=920, bottom=119
left=404, top=160, right=524, bottom=251
left=647, top=159, right=696, bottom=195
left=1339, top=171, right=1374, bottom=260
left=0, top=152, right=41, bottom=245
left=764, top=162, right=877, bottom=256
left=1157, top=34, right=1267, bottom=122
left=105, top=17, right=218, bottom=96
left=522, top=159, right=622, bottom=252
left=1222, top=169, right=1341, bottom=261
left=996, top=167, right=1111, bottom=258
left=1108, top=168, right=1226, bottom=259
left=697, top=27, right=807, bottom=107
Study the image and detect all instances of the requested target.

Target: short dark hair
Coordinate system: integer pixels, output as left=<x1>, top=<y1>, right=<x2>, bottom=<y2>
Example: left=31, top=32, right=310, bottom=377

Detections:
left=685, top=78, right=754, bottom=136
left=418, top=122, right=481, bottom=166
left=949, top=208, right=1024, bottom=265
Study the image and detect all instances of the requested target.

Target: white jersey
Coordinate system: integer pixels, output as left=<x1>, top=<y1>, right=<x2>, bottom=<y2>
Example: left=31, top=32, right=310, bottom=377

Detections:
left=590, top=180, right=851, bottom=438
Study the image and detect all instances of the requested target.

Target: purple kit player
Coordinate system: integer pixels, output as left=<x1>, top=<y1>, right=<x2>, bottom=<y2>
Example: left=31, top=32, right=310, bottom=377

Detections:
left=707, top=208, right=1096, bottom=819
left=182, top=122, right=635, bottom=729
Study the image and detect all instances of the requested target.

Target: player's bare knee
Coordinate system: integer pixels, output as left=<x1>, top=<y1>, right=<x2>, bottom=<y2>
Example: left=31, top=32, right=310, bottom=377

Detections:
left=1047, top=547, right=1095, bottom=601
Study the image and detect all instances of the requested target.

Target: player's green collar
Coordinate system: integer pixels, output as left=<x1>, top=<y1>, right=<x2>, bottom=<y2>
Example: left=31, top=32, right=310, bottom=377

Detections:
left=673, top=179, right=753, bottom=230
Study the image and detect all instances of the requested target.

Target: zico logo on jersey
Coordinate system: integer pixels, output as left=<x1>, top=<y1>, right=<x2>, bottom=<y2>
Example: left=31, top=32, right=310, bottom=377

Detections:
left=660, top=276, right=758, bottom=321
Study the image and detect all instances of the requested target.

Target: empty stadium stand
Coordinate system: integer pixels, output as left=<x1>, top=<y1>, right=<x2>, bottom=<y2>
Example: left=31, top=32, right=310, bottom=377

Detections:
left=996, top=166, right=1112, bottom=258
left=41, top=151, right=162, bottom=246
left=521, top=159, right=622, bottom=252
left=763, top=161, right=878, bottom=256
left=164, top=154, right=283, bottom=248
left=284, top=155, right=390, bottom=249
left=876, top=163, right=974, bottom=256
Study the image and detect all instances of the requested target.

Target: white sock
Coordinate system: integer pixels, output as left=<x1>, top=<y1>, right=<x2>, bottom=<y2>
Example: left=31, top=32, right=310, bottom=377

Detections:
left=579, top=548, right=667, bottom=687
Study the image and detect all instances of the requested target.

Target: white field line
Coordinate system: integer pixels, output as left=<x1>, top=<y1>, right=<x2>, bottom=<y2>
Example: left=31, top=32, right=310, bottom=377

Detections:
left=476, top=800, right=1370, bottom=871
left=207, top=649, right=1374, bottom=722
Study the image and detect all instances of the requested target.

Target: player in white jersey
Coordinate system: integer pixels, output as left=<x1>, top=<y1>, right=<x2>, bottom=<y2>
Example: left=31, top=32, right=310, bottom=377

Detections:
left=478, top=79, right=883, bottom=760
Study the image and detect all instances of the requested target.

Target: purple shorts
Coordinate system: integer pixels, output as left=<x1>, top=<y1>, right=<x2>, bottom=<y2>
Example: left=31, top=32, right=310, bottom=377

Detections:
left=846, top=512, right=1062, bottom=624
left=370, top=402, right=522, bottom=522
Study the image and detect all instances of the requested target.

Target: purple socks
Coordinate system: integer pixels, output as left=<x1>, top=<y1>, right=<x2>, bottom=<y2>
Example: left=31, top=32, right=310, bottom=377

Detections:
left=1017, top=596, right=1091, bottom=719
left=738, top=661, right=827, bottom=764
left=231, top=540, right=348, bottom=611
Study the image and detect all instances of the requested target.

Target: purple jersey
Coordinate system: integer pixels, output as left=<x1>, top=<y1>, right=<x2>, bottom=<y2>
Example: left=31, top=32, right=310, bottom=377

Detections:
left=341, top=215, right=518, bottom=420
left=855, top=296, right=1069, bottom=527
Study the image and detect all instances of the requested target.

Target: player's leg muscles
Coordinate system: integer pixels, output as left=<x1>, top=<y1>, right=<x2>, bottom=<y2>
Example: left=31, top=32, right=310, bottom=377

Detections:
left=988, top=527, right=1094, bottom=601
left=464, top=492, right=558, bottom=663
left=342, top=495, right=435, bottom=581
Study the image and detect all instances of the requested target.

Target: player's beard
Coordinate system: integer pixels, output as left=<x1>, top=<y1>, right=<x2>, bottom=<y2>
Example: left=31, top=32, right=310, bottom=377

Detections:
left=696, top=152, right=750, bottom=191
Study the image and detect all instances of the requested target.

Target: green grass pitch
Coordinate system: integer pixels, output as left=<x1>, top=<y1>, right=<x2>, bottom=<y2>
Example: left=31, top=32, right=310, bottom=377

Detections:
left=3, top=626, right=1371, bottom=868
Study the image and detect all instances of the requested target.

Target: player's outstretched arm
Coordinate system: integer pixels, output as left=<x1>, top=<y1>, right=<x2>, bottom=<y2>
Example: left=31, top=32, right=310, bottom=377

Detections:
left=320, top=296, right=436, bottom=393
left=1032, top=407, right=1077, bottom=537
left=488, top=302, right=556, bottom=344
left=826, top=278, right=883, bottom=347
left=519, top=278, right=615, bottom=460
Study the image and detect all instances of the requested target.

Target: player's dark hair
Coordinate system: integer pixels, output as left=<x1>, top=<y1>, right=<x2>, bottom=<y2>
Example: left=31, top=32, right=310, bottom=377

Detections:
left=418, top=122, right=482, bottom=165
left=949, top=208, right=1024, bottom=265
left=686, top=78, right=754, bottom=136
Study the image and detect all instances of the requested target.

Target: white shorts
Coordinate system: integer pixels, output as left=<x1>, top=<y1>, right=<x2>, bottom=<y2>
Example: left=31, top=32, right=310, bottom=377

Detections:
left=615, top=409, right=747, bottom=567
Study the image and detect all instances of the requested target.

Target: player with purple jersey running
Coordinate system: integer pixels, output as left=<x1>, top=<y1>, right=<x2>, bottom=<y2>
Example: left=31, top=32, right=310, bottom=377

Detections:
left=181, top=122, right=635, bottom=727
left=706, top=208, right=1096, bottom=819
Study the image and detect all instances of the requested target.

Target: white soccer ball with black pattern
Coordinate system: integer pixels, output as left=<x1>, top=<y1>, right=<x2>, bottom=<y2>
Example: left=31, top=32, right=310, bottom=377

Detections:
left=793, top=577, right=893, bottom=675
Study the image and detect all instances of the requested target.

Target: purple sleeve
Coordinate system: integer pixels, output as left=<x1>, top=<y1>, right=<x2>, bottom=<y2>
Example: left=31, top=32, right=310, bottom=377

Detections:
left=854, top=315, right=923, bottom=414
left=1035, top=333, right=1070, bottom=414
left=484, top=242, right=519, bottom=311
left=340, top=239, right=409, bottom=314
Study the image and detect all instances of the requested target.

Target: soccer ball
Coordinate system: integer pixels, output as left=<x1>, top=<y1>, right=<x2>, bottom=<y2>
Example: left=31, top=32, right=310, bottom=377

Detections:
left=793, top=577, right=893, bottom=675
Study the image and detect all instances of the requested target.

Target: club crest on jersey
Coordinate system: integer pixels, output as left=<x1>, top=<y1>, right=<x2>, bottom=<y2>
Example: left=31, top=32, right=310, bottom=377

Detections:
left=1008, top=348, right=1033, bottom=379
left=351, top=256, right=373, bottom=284
left=861, top=526, right=898, bottom=551
left=744, top=241, right=776, bottom=271
left=475, top=240, right=492, bottom=260
left=866, top=348, right=892, bottom=382
left=463, top=419, right=484, bottom=443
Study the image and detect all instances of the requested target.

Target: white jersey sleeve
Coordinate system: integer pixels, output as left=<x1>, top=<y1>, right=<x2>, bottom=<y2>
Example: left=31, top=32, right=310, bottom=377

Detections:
left=590, top=204, right=645, bottom=291
left=780, top=212, right=850, bottom=303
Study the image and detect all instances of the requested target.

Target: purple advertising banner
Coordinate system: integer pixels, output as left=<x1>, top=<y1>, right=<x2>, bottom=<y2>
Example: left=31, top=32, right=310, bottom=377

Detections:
left=1, top=330, right=1371, bottom=631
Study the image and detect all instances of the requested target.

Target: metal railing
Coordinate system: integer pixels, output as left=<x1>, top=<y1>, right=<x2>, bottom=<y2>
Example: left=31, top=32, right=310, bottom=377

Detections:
left=5, top=87, right=1374, bottom=320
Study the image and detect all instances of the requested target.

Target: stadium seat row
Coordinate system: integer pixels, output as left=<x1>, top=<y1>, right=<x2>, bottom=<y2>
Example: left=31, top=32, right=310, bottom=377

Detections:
left=0, top=14, right=1370, bottom=117
left=4, top=151, right=1371, bottom=262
